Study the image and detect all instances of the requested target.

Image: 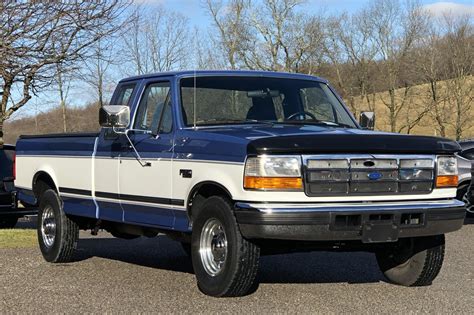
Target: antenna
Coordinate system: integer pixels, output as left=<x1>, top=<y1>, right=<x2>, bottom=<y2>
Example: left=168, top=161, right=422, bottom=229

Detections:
left=193, top=69, right=196, bottom=129
left=193, top=32, right=197, bottom=129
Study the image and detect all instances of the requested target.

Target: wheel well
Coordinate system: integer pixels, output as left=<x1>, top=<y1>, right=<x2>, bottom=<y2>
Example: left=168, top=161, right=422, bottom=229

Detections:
left=32, top=172, right=58, bottom=203
left=456, top=181, right=470, bottom=200
left=187, top=182, right=232, bottom=220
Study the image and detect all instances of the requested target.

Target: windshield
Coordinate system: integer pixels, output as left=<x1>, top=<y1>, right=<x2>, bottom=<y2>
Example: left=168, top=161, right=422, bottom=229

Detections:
left=180, top=76, right=357, bottom=128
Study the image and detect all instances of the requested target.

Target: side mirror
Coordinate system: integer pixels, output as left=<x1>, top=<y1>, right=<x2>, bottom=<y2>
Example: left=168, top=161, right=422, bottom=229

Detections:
left=359, top=111, right=375, bottom=130
left=99, top=105, right=130, bottom=128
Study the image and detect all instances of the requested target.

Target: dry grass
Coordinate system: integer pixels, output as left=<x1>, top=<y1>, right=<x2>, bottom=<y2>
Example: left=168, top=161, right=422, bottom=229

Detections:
left=352, top=76, right=474, bottom=139
left=0, top=229, right=37, bottom=249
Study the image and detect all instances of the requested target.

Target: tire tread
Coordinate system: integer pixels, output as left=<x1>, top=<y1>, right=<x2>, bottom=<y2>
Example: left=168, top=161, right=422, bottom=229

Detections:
left=193, top=196, right=260, bottom=297
left=411, top=235, right=445, bottom=286
left=39, top=189, right=78, bottom=263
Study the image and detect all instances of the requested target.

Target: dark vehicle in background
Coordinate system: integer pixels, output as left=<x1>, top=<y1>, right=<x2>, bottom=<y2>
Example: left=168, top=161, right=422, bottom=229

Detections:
left=0, top=145, right=36, bottom=228
left=457, top=139, right=474, bottom=217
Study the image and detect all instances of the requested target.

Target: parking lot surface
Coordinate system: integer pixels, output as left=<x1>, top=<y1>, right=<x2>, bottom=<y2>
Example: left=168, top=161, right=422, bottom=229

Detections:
left=1, top=218, right=473, bottom=313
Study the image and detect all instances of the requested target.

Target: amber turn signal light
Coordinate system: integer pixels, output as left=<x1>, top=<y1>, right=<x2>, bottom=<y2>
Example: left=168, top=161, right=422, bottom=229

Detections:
left=244, top=176, right=303, bottom=190
left=436, top=175, right=458, bottom=188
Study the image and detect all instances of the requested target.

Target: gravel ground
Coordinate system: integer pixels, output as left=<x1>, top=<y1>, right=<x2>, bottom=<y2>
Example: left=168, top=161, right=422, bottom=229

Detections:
left=1, top=217, right=473, bottom=313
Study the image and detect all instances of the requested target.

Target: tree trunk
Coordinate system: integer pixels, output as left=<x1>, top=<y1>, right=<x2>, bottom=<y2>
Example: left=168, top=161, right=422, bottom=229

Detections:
left=56, top=64, right=67, bottom=132
left=389, top=88, right=396, bottom=133
left=61, top=100, right=67, bottom=133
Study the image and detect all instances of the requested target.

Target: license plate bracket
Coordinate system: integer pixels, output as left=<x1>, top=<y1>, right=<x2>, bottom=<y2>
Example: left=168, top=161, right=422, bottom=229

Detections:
left=362, top=222, right=399, bottom=243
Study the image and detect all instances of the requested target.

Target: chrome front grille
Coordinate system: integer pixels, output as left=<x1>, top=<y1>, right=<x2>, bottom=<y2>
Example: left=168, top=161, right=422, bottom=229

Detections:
left=304, top=155, right=435, bottom=196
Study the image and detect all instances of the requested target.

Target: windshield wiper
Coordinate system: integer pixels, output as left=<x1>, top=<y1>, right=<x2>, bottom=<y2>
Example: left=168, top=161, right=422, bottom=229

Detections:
left=194, top=119, right=275, bottom=126
left=318, top=121, right=354, bottom=129
left=276, top=120, right=354, bottom=129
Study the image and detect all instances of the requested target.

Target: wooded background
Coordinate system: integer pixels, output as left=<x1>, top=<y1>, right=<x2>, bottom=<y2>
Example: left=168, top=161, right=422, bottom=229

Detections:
left=2, top=0, right=473, bottom=144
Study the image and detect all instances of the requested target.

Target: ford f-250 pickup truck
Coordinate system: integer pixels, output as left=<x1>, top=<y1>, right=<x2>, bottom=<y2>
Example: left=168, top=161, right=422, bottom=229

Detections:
left=15, top=71, right=465, bottom=297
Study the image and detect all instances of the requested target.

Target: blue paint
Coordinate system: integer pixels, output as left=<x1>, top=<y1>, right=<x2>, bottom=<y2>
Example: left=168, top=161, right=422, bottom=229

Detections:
left=17, top=189, right=36, bottom=206
left=62, top=196, right=97, bottom=218
left=120, top=70, right=328, bottom=84
left=123, top=203, right=175, bottom=228
left=173, top=210, right=191, bottom=232
left=97, top=200, right=123, bottom=222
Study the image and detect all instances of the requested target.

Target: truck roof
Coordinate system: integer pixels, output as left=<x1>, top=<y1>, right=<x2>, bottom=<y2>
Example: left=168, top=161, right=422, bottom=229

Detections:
left=119, top=70, right=328, bottom=84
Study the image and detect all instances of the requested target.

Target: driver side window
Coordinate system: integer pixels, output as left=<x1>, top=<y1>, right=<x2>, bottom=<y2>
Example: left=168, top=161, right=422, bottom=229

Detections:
left=135, top=82, right=172, bottom=133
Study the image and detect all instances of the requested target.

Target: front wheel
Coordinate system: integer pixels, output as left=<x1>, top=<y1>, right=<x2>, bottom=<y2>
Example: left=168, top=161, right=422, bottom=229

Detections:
left=376, top=235, right=445, bottom=286
left=37, top=189, right=79, bottom=263
left=191, top=196, right=260, bottom=297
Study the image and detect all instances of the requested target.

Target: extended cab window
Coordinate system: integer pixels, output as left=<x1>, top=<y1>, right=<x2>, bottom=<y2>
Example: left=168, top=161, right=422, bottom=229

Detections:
left=135, top=82, right=172, bottom=133
left=114, top=84, right=136, bottom=106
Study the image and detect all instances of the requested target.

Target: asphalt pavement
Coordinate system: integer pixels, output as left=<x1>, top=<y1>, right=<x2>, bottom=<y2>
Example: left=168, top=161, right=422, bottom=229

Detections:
left=1, top=217, right=473, bottom=313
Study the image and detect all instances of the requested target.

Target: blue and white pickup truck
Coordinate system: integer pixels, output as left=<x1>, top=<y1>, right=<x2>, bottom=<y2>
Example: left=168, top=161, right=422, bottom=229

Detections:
left=15, top=71, right=465, bottom=297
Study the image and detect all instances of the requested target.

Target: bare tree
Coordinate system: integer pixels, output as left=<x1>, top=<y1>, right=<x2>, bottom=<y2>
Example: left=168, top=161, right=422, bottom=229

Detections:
left=239, top=0, right=323, bottom=72
left=55, top=63, right=72, bottom=132
left=122, top=7, right=190, bottom=75
left=205, top=0, right=250, bottom=69
left=80, top=39, right=117, bottom=107
left=366, top=0, right=428, bottom=132
left=0, top=1, right=130, bottom=144
left=414, top=13, right=450, bottom=137
left=324, top=10, right=379, bottom=114
left=442, top=14, right=474, bottom=140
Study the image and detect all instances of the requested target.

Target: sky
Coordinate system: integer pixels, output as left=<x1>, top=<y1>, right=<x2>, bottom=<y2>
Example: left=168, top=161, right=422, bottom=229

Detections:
left=9, top=0, right=474, bottom=120
left=143, top=0, right=474, bottom=28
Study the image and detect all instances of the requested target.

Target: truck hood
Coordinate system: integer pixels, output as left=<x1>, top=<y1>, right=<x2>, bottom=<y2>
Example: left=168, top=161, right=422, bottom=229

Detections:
left=197, top=125, right=460, bottom=155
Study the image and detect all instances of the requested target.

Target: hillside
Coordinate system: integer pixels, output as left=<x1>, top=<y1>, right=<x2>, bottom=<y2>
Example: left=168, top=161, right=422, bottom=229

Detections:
left=4, top=76, right=473, bottom=145
left=4, top=103, right=100, bottom=144
left=352, top=76, right=473, bottom=139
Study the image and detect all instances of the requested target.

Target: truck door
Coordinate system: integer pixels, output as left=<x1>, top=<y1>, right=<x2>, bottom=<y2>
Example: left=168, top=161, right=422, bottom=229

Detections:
left=119, top=79, right=176, bottom=227
left=94, top=82, right=138, bottom=222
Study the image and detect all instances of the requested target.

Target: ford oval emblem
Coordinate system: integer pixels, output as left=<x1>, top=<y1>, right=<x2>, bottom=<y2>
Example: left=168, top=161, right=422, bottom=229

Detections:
left=368, top=172, right=382, bottom=180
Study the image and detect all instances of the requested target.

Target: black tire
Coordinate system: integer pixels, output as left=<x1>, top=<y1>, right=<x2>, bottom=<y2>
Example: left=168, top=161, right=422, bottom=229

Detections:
left=191, top=196, right=260, bottom=297
left=376, top=235, right=445, bottom=286
left=37, top=189, right=79, bottom=263
left=0, top=216, right=18, bottom=229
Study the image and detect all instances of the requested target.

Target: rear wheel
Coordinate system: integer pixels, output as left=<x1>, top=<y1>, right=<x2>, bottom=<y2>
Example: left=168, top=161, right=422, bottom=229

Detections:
left=37, top=189, right=79, bottom=263
left=0, top=216, right=18, bottom=229
left=191, top=196, right=260, bottom=297
left=376, top=235, right=445, bottom=286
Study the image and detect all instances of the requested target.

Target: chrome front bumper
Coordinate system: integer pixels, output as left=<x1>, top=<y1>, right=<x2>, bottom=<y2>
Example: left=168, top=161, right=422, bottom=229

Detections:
left=235, top=199, right=466, bottom=242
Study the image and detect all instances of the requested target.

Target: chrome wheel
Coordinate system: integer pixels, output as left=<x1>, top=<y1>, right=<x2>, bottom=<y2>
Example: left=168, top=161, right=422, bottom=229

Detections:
left=41, top=206, right=56, bottom=248
left=462, top=192, right=473, bottom=213
left=199, top=218, right=228, bottom=277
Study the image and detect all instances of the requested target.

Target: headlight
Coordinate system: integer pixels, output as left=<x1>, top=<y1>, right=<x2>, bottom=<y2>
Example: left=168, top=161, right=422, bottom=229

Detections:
left=436, top=156, right=458, bottom=188
left=244, top=156, right=303, bottom=190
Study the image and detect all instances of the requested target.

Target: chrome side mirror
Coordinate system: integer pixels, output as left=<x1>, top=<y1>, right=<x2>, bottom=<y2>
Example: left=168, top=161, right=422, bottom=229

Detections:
left=99, top=105, right=130, bottom=128
left=359, top=111, right=375, bottom=130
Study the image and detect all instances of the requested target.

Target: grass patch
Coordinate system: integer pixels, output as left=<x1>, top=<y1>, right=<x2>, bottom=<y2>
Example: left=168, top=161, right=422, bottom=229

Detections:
left=0, top=229, right=37, bottom=249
